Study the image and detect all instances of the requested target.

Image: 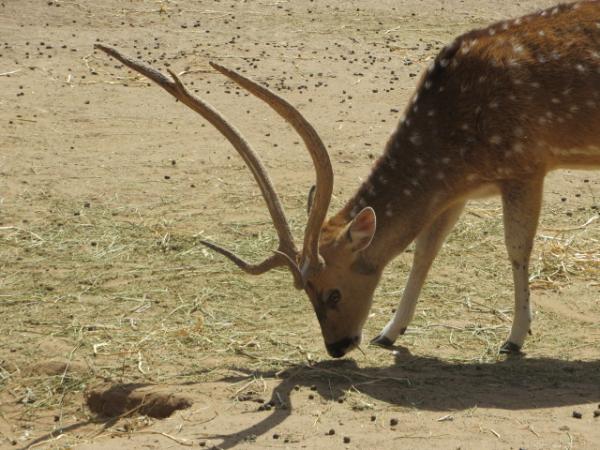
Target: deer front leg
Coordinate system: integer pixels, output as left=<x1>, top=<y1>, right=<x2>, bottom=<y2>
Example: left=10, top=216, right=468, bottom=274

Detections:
left=499, top=176, right=544, bottom=354
left=371, top=202, right=465, bottom=347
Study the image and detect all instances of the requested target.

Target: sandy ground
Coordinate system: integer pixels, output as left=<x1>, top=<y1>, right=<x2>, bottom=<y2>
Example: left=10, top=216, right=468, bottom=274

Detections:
left=1, top=0, right=599, bottom=449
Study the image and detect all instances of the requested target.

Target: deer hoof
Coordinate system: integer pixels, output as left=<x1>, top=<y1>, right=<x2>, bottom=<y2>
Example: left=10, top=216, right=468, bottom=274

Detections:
left=499, top=341, right=522, bottom=354
left=370, top=334, right=395, bottom=348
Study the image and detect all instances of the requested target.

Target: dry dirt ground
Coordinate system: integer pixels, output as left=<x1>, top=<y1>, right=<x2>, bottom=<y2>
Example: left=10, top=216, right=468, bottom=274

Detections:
left=1, top=0, right=600, bottom=449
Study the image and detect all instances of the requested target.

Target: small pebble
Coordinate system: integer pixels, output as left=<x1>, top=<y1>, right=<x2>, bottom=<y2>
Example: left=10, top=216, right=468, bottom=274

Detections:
left=572, top=411, right=582, bottom=419
left=390, top=418, right=398, bottom=426
left=327, top=428, right=335, bottom=436
left=343, top=436, right=351, bottom=444
left=272, top=433, right=280, bottom=440
left=593, top=410, right=600, bottom=418
left=370, top=415, right=376, bottom=422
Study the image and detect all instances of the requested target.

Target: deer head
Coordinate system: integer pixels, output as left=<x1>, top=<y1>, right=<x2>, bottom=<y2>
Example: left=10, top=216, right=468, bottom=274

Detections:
left=95, top=44, right=380, bottom=357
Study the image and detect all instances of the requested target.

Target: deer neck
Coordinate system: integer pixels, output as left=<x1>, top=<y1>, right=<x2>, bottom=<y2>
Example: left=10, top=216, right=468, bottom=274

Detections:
left=339, top=127, right=464, bottom=271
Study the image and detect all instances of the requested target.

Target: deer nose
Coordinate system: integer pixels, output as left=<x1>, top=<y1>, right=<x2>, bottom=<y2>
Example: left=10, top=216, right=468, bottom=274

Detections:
left=326, top=336, right=360, bottom=358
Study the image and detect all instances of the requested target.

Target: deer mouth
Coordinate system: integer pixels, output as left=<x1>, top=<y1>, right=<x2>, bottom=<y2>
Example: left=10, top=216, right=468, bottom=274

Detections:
left=325, top=335, right=360, bottom=358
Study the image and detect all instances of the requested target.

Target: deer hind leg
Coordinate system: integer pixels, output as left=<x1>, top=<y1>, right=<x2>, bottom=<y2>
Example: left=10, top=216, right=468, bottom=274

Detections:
left=371, top=202, right=466, bottom=347
left=499, top=176, right=544, bottom=354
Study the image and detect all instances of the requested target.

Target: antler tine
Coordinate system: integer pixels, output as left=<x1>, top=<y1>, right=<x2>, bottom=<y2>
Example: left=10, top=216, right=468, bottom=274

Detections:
left=210, top=62, right=334, bottom=278
left=200, top=240, right=303, bottom=288
left=94, top=44, right=302, bottom=285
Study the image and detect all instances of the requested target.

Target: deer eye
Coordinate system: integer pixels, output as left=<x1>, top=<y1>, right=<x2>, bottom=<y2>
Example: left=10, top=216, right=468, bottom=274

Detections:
left=326, top=289, right=342, bottom=307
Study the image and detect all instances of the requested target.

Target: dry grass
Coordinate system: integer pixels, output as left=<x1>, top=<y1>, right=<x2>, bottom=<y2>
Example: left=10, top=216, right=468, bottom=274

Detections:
left=2, top=182, right=599, bottom=441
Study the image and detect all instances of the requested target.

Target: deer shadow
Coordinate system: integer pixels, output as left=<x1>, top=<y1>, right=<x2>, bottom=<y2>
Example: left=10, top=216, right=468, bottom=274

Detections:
left=201, top=348, right=600, bottom=449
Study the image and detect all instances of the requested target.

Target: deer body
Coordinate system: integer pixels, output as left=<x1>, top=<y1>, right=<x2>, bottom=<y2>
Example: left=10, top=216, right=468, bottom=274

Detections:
left=97, top=0, right=600, bottom=359
left=332, top=0, right=600, bottom=354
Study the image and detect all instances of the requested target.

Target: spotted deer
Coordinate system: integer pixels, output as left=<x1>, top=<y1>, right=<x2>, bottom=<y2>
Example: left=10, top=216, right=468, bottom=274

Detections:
left=96, top=0, right=600, bottom=358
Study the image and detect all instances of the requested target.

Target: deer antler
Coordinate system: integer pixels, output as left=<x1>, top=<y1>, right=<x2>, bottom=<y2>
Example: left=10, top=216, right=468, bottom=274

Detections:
left=209, top=63, right=334, bottom=278
left=94, top=44, right=305, bottom=287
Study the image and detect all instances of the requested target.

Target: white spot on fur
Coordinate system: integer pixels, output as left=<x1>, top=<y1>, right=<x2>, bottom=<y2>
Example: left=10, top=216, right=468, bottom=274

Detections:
left=435, top=172, right=445, bottom=180
left=551, top=98, right=561, bottom=104
left=409, top=133, right=422, bottom=146
left=403, top=189, right=412, bottom=196
left=530, top=82, right=540, bottom=88
left=513, top=142, right=524, bottom=153
left=508, top=58, right=520, bottom=68
left=439, top=58, right=449, bottom=68
left=489, top=101, right=499, bottom=109
left=538, top=30, right=545, bottom=36
left=415, top=157, right=424, bottom=166
left=441, top=157, right=451, bottom=164
left=513, top=44, right=524, bottom=54
left=490, top=135, right=502, bottom=145
left=424, top=80, right=432, bottom=89
left=489, top=28, right=496, bottom=36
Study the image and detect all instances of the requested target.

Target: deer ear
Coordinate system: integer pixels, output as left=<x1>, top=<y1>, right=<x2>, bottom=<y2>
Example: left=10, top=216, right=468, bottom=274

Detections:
left=346, top=207, right=376, bottom=251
